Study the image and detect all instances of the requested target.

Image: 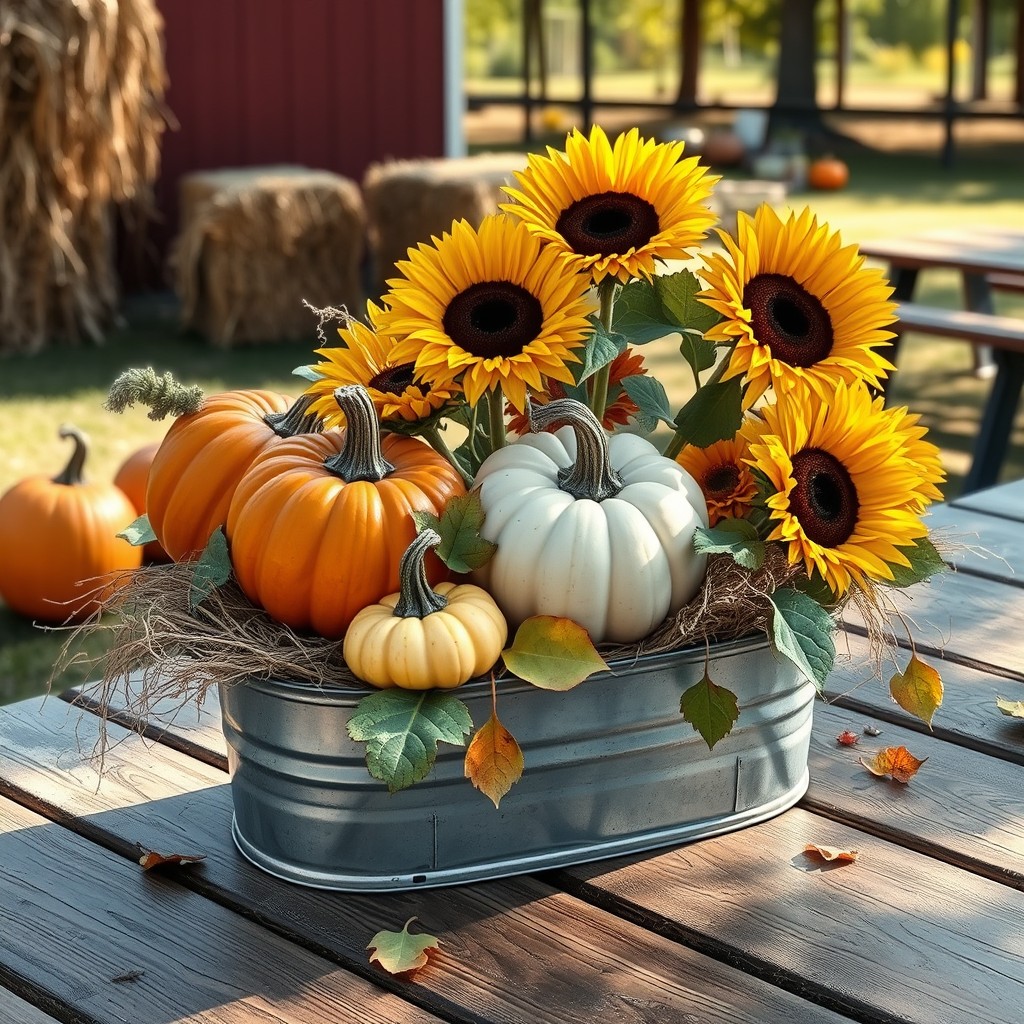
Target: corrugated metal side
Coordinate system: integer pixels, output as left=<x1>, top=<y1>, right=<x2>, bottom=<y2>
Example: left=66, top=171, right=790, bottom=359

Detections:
left=136, top=0, right=446, bottom=286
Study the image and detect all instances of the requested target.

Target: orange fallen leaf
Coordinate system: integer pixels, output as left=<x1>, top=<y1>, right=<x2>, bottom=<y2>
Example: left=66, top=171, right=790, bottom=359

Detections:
left=804, top=842, right=859, bottom=863
left=368, top=917, right=440, bottom=977
left=138, top=847, right=206, bottom=871
left=836, top=730, right=859, bottom=746
left=465, top=708, right=524, bottom=809
left=860, top=745, right=927, bottom=783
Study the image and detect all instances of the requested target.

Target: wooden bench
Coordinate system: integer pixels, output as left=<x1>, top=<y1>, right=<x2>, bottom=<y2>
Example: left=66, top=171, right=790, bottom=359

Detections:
left=894, top=301, right=1024, bottom=494
left=989, top=271, right=1024, bottom=294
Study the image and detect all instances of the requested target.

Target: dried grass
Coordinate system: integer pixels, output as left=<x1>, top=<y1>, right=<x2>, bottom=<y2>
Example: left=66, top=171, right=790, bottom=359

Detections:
left=0, top=0, right=167, bottom=354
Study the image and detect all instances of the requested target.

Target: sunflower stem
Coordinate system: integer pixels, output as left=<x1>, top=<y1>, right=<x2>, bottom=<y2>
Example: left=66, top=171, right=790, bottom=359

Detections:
left=422, top=425, right=473, bottom=488
left=662, top=343, right=736, bottom=461
left=588, top=278, right=618, bottom=423
left=486, top=386, right=507, bottom=454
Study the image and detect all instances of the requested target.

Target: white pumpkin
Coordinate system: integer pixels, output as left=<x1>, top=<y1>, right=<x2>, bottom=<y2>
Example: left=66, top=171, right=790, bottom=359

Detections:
left=473, top=398, right=709, bottom=644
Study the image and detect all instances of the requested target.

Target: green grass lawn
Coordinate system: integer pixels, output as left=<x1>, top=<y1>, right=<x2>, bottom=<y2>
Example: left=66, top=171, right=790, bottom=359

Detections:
left=2, top=131, right=1023, bottom=705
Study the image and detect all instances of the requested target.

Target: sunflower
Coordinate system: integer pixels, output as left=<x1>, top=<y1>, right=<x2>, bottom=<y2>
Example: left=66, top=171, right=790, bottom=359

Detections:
left=676, top=435, right=758, bottom=526
left=302, top=301, right=460, bottom=427
left=380, top=214, right=595, bottom=412
left=699, top=206, right=896, bottom=410
left=874, top=397, right=945, bottom=511
left=742, top=381, right=935, bottom=597
left=501, top=125, right=717, bottom=284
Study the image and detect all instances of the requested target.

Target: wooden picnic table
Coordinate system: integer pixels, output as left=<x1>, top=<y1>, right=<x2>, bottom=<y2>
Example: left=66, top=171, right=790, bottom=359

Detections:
left=0, top=480, right=1022, bottom=1023
left=861, top=226, right=1024, bottom=494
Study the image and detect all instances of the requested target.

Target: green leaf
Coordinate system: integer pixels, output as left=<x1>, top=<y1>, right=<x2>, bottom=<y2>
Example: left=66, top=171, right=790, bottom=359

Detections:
left=680, top=673, right=740, bottom=750
left=889, top=654, right=943, bottom=728
left=367, top=917, right=440, bottom=976
left=621, top=375, right=676, bottom=429
left=996, top=697, right=1024, bottom=719
left=411, top=492, right=496, bottom=573
left=612, top=278, right=682, bottom=345
left=117, top=514, right=157, bottom=547
left=292, top=364, right=322, bottom=383
left=769, top=588, right=837, bottom=693
left=693, top=519, right=766, bottom=571
left=671, top=377, right=744, bottom=448
left=678, top=331, right=718, bottom=377
left=654, top=269, right=723, bottom=336
left=188, top=527, right=232, bottom=610
left=883, top=536, right=946, bottom=588
left=502, top=615, right=610, bottom=691
left=574, top=322, right=628, bottom=383
left=347, top=690, right=473, bottom=793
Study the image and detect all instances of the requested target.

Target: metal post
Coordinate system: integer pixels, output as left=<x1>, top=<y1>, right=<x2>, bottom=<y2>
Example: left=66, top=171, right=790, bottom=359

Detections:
left=580, top=0, right=593, bottom=131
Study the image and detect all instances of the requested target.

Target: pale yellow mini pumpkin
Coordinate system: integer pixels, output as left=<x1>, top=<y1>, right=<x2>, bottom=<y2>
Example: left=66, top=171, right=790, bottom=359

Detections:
left=344, top=528, right=508, bottom=690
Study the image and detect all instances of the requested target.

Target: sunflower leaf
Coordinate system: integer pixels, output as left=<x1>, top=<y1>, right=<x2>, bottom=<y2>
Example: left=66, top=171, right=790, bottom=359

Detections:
left=292, top=364, right=322, bottom=383
left=575, top=322, right=628, bottom=383
left=117, top=514, right=157, bottom=547
left=694, top=519, right=765, bottom=571
left=671, top=377, right=744, bottom=448
left=411, top=492, right=496, bottom=574
left=655, top=269, right=723, bottom=335
left=188, top=527, right=232, bottom=611
left=347, top=690, right=473, bottom=794
left=678, top=332, right=718, bottom=376
left=680, top=672, right=740, bottom=750
left=883, top=536, right=947, bottom=588
left=621, top=375, right=675, bottom=429
left=769, top=588, right=836, bottom=692
left=612, top=279, right=683, bottom=345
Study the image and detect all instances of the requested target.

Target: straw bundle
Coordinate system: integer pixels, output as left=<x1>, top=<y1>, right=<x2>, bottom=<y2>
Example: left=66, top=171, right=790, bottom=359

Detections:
left=363, top=152, right=528, bottom=298
left=0, top=0, right=167, bottom=354
left=172, top=167, right=366, bottom=346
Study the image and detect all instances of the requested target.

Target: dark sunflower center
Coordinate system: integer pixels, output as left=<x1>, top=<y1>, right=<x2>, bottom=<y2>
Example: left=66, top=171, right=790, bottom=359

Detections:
left=555, top=191, right=660, bottom=257
left=704, top=463, right=740, bottom=498
left=442, top=281, right=544, bottom=359
left=790, top=448, right=859, bottom=548
left=368, top=362, right=420, bottom=394
left=744, top=273, right=834, bottom=367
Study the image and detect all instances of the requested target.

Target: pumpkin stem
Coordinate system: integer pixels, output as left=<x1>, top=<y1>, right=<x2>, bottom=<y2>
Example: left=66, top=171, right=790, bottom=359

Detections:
left=104, top=368, right=205, bottom=421
left=393, top=529, right=449, bottom=618
left=264, top=393, right=323, bottom=438
left=529, top=397, right=623, bottom=502
left=52, top=424, right=89, bottom=485
left=323, top=384, right=395, bottom=482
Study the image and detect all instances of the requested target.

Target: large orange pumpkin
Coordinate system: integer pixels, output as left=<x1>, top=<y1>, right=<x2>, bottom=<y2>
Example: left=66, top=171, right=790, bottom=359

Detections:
left=808, top=155, right=849, bottom=191
left=147, top=391, right=320, bottom=562
left=226, top=385, right=466, bottom=639
left=113, top=441, right=168, bottom=563
left=0, top=425, right=142, bottom=623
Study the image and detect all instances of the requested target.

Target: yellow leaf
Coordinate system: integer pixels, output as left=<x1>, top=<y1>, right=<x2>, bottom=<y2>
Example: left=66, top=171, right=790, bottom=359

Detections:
left=464, top=709, right=524, bottom=808
left=804, top=843, right=859, bottom=863
left=996, top=697, right=1024, bottom=719
left=889, top=654, right=942, bottom=728
left=860, top=745, right=927, bottom=784
left=501, top=615, right=610, bottom=690
left=367, top=917, right=440, bottom=977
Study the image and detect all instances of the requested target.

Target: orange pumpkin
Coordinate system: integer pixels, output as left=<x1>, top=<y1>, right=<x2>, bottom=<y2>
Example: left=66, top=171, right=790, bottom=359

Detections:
left=147, top=391, right=320, bottom=562
left=226, top=385, right=466, bottom=639
left=808, top=156, right=849, bottom=191
left=113, top=442, right=169, bottom=563
left=0, top=425, right=142, bottom=623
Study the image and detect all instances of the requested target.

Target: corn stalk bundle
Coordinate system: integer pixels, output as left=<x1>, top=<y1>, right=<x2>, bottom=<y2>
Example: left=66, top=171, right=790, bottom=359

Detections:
left=0, top=0, right=167, bottom=354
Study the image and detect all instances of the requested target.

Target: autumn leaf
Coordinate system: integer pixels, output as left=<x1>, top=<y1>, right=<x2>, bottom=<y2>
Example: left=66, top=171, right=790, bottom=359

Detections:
left=996, top=697, right=1024, bottom=719
left=465, top=698, right=524, bottom=809
left=804, top=843, right=859, bottom=863
left=889, top=654, right=943, bottom=728
left=836, top=730, right=860, bottom=746
left=679, top=672, right=739, bottom=750
left=501, top=615, right=609, bottom=691
left=860, top=745, right=927, bottom=784
left=411, top=492, right=496, bottom=573
left=368, top=918, right=440, bottom=977
left=138, top=847, right=206, bottom=871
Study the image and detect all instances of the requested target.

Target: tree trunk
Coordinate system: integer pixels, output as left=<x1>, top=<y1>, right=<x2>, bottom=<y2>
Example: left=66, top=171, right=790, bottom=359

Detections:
left=771, top=0, right=825, bottom=135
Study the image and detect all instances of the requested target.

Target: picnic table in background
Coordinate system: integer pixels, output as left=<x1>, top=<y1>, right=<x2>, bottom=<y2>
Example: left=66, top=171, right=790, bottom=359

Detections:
left=0, top=480, right=1022, bottom=1022
left=861, top=227, right=1024, bottom=494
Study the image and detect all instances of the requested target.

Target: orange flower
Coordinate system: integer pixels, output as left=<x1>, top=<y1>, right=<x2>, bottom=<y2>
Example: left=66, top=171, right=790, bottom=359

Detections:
left=676, top=436, right=757, bottom=526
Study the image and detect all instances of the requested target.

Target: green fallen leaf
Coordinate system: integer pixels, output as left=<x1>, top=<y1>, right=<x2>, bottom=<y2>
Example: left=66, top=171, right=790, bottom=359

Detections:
left=889, top=654, right=943, bottom=728
left=502, top=615, right=610, bottom=691
left=367, top=917, right=440, bottom=976
left=411, top=492, right=496, bottom=574
left=188, top=527, right=232, bottom=610
left=347, top=690, right=472, bottom=793
left=693, top=518, right=766, bottom=571
left=996, top=697, right=1024, bottom=719
left=769, top=588, right=836, bottom=692
left=680, top=673, right=740, bottom=750
left=118, top=514, right=157, bottom=547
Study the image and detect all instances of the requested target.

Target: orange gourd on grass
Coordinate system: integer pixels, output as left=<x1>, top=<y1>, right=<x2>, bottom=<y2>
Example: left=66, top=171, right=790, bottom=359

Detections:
left=226, top=385, right=466, bottom=639
left=0, top=425, right=141, bottom=622
left=808, top=155, right=849, bottom=191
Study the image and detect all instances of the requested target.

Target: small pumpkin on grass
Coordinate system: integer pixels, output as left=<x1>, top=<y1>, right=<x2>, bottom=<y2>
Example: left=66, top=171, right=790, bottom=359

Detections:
left=473, top=398, right=709, bottom=644
left=0, top=425, right=141, bottom=622
left=808, top=155, right=849, bottom=191
left=227, top=384, right=466, bottom=639
left=344, top=528, right=508, bottom=689
left=113, top=441, right=169, bottom=563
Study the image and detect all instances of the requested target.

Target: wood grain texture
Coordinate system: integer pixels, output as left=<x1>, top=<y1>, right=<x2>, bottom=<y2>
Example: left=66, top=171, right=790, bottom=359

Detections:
left=0, top=792, right=439, bottom=1024
left=0, top=988, right=60, bottom=1024
left=927, top=503, right=1024, bottom=583
left=952, top=478, right=1024, bottom=522
left=805, top=702, right=1024, bottom=887
left=559, top=807, right=1024, bottom=1024
left=0, top=697, right=850, bottom=1024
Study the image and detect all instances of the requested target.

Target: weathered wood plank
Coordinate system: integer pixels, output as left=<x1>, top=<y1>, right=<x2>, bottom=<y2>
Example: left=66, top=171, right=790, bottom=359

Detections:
left=952, top=478, right=1024, bottom=523
left=0, top=697, right=852, bottom=1024
left=805, top=701, right=1024, bottom=888
left=558, top=807, right=1024, bottom=1024
left=927, top=503, right=1024, bottom=583
left=0, top=988, right=61, bottom=1024
left=0, top=794, right=439, bottom=1024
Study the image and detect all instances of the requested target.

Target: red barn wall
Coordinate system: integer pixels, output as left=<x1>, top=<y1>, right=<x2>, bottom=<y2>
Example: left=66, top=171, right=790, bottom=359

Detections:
left=137, top=0, right=447, bottom=287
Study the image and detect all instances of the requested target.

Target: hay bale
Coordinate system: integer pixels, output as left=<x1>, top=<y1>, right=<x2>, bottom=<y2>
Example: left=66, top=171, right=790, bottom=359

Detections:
left=171, top=167, right=366, bottom=347
left=0, top=0, right=167, bottom=355
left=363, top=152, right=529, bottom=298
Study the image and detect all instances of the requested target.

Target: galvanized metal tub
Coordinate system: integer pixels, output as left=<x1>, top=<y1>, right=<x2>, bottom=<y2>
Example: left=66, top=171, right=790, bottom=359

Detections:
left=219, top=635, right=815, bottom=891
